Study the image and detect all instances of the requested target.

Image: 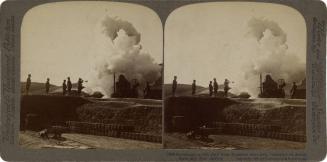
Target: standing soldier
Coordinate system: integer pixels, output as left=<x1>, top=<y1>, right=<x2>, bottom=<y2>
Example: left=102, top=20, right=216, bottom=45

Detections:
left=192, top=80, right=196, bottom=96
left=77, top=78, right=84, bottom=95
left=45, top=78, right=50, bottom=94
left=172, top=76, right=177, bottom=97
left=132, top=79, right=140, bottom=98
left=26, top=74, right=32, bottom=95
left=209, top=81, right=213, bottom=97
left=224, top=79, right=230, bottom=97
left=62, top=80, right=67, bottom=95
left=67, top=77, right=72, bottom=95
left=290, top=82, right=297, bottom=99
left=144, top=82, right=151, bottom=98
left=213, top=78, right=219, bottom=97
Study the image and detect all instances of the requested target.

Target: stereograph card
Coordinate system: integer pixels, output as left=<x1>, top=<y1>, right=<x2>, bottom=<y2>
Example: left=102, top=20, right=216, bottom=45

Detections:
left=0, top=0, right=326, bottom=161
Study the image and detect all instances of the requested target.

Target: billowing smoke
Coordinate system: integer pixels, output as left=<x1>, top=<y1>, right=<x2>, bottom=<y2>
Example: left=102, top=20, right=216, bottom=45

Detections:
left=247, top=18, right=287, bottom=43
left=85, top=16, right=161, bottom=97
left=239, top=18, right=306, bottom=96
left=102, top=16, right=141, bottom=45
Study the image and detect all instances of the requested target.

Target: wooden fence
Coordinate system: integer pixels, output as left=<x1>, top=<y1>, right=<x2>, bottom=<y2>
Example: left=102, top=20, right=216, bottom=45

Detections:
left=66, top=121, right=162, bottom=143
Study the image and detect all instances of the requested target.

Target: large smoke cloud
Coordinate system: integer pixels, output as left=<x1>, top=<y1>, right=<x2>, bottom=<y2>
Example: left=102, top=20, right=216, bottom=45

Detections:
left=102, top=17, right=141, bottom=44
left=86, top=16, right=161, bottom=97
left=238, top=18, right=306, bottom=96
left=247, top=18, right=287, bottom=43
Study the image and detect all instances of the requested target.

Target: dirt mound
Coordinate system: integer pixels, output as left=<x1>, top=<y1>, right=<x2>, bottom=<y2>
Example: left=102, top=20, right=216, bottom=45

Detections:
left=164, top=96, right=236, bottom=132
left=21, top=95, right=162, bottom=135
left=165, top=97, right=305, bottom=135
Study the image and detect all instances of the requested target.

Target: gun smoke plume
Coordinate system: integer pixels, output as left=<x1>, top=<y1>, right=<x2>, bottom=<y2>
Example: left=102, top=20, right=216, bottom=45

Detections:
left=238, top=18, right=306, bottom=96
left=85, top=16, right=161, bottom=97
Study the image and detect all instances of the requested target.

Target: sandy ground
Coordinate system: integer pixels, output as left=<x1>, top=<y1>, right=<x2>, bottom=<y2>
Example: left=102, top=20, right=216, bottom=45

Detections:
left=19, top=131, right=161, bottom=149
left=164, top=133, right=305, bottom=150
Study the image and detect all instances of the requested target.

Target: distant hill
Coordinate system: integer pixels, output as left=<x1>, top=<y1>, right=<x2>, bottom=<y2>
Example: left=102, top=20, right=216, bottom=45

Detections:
left=164, top=84, right=241, bottom=98
left=21, top=82, right=60, bottom=95
left=21, top=82, right=96, bottom=97
left=164, top=84, right=206, bottom=97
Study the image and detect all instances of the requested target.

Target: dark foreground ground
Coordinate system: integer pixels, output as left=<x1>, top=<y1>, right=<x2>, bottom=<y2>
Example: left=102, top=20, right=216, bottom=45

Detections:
left=20, top=131, right=161, bottom=149
left=164, top=133, right=305, bottom=150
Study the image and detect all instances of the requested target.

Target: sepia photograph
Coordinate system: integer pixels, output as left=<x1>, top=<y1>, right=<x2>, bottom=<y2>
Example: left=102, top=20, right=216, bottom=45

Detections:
left=0, top=0, right=326, bottom=161
left=164, top=2, right=307, bottom=150
left=20, top=1, right=163, bottom=149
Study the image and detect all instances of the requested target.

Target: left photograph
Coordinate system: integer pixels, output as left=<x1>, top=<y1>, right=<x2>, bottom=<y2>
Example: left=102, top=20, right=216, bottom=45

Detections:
left=20, top=2, right=163, bottom=149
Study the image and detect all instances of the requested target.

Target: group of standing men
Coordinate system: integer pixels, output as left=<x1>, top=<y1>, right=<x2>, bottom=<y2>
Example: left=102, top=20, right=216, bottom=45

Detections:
left=172, top=76, right=231, bottom=97
left=62, top=77, right=85, bottom=95
left=209, top=78, right=231, bottom=97
left=25, top=74, right=85, bottom=96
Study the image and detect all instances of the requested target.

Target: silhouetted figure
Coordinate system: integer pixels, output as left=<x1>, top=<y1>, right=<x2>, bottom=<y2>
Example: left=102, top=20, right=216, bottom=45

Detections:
left=77, top=78, right=84, bottom=95
left=224, top=79, right=230, bottom=97
left=209, top=81, right=213, bottom=97
left=213, top=78, right=218, bottom=97
left=262, top=75, right=278, bottom=98
left=192, top=80, right=196, bottom=96
left=132, top=79, right=140, bottom=98
left=62, top=80, right=67, bottom=95
left=45, top=78, right=50, bottom=94
left=67, top=77, right=72, bottom=95
left=277, top=79, right=286, bottom=98
left=116, top=75, right=131, bottom=97
left=172, top=76, right=177, bottom=97
left=144, top=82, right=151, bottom=98
left=290, top=82, right=297, bottom=99
left=26, top=74, right=32, bottom=95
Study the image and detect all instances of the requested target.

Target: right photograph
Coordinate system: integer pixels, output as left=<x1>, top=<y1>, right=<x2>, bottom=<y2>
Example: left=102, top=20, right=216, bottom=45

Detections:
left=164, top=2, right=307, bottom=149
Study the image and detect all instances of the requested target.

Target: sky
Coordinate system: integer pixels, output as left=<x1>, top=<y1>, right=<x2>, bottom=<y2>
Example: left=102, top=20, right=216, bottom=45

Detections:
left=21, top=1, right=307, bottom=95
left=164, top=2, right=306, bottom=95
left=21, top=1, right=163, bottom=86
